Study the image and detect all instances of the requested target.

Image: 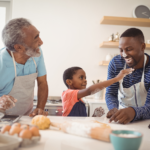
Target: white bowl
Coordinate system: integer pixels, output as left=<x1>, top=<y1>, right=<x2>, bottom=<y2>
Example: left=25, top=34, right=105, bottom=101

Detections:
left=0, top=133, right=22, bottom=150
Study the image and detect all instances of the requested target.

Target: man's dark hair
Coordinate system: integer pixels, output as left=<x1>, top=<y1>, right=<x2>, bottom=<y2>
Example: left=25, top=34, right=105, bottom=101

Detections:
left=120, top=28, right=145, bottom=43
left=63, top=67, right=82, bottom=88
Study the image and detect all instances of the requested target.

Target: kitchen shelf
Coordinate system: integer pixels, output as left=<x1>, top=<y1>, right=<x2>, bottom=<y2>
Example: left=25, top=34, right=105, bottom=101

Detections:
left=100, top=16, right=150, bottom=27
left=100, top=41, right=119, bottom=48
left=99, top=61, right=109, bottom=66
left=100, top=41, right=150, bottom=50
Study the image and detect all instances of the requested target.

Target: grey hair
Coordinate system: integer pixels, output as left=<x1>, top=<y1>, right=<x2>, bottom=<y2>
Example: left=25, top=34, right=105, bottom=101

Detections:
left=2, top=18, right=32, bottom=52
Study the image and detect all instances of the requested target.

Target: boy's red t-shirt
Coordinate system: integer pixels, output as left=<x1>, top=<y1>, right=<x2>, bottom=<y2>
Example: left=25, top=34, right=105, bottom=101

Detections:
left=61, top=89, right=84, bottom=116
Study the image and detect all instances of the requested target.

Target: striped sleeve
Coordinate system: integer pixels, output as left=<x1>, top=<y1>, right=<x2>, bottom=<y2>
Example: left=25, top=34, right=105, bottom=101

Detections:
left=105, top=58, right=119, bottom=110
left=131, top=87, right=150, bottom=121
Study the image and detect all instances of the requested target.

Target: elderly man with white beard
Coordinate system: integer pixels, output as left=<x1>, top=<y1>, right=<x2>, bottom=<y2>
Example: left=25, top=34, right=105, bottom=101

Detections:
left=0, top=18, right=48, bottom=117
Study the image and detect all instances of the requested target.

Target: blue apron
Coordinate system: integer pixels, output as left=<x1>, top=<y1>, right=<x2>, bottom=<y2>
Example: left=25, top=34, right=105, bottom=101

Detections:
left=68, top=101, right=87, bottom=117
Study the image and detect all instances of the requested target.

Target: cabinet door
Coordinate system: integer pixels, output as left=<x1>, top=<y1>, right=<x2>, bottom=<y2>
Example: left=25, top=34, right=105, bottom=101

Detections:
left=89, top=103, right=109, bottom=117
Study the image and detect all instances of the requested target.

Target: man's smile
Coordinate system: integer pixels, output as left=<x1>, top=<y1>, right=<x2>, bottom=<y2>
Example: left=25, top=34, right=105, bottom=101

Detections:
left=124, top=57, right=133, bottom=64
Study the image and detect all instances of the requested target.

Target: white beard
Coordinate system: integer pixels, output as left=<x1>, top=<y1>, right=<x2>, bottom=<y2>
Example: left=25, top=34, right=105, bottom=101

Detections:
left=25, top=46, right=41, bottom=57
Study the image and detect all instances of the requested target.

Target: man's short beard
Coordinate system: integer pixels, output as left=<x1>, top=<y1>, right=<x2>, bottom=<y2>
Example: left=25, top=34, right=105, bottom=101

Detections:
left=126, top=57, right=138, bottom=68
left=24, top=45, right=41, bottom=57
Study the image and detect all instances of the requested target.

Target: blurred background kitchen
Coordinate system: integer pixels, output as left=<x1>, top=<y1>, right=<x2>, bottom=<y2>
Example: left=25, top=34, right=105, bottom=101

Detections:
left=0, top=0, right=150, bottom=116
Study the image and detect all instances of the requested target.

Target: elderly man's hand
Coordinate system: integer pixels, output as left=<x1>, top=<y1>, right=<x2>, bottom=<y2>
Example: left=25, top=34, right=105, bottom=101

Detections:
left=29, top=108, right=48, bottom=117
left=0, top=95, right=17, bottom=111
left=107, top=108, right=118, bottom=118
left=109, top=107, right=135, bottom=124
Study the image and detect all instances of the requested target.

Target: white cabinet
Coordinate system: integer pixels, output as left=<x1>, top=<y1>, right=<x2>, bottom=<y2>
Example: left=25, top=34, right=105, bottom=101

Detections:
left=85, top=99, right=109, bottom=117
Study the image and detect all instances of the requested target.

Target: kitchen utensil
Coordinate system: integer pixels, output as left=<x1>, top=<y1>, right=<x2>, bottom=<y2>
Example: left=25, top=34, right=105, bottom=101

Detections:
left=108, top=34, right=114, bottom=41
left=0, top=115, right=22, bottom=129
left=0, top=112, right=4, bottom=120
left=50, top=120, right=111, bottom=142
left=10, top=115, right=22, bottom=125
left=113, top=32, right=120, bottom=42
left=110, top=130, right=142, bottom=150
left=92, top=80, right=95, bottom=84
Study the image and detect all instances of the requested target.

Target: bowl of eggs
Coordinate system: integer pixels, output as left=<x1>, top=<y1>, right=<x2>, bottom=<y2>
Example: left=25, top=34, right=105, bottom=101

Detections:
left=110, top=130, right=143, bottom=150
left=0, top=123, right=41, bottom=147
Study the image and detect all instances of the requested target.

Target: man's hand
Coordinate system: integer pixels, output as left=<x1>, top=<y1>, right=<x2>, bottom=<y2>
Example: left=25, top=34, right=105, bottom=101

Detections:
left=109, top=107, right=136, bottom=124
left=0, top=95, right=17, bottom=110
left=29, top=108, right=48, bottom=117
left=107, top=108, right=118, bottom=118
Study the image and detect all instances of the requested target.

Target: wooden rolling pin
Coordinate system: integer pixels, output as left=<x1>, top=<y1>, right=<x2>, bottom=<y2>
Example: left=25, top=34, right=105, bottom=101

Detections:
left=50, top=120, right=111, bottom=142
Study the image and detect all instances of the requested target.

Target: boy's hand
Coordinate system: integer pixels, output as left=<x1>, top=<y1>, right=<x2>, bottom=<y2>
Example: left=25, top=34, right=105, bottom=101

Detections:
left=92, top=107, right=105, bottom=117
left=116, top=68, right=134, bottom=81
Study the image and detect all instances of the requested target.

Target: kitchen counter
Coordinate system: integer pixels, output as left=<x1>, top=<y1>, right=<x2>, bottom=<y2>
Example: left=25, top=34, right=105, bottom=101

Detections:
left=17, top=115, right=150, bottom=150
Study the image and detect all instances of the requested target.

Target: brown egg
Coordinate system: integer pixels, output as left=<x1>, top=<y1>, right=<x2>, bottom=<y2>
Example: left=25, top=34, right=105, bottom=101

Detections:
left=19, top=129, right=32, bottom=139
left=1, top=125, right=11, bottom=133
left=30, top=126, right=40, bottom=136
left=11, top=123, right=21, bottom=128
left=20, top=124, right=29, bottom=130
left=9, top=126, right=21, bottom=135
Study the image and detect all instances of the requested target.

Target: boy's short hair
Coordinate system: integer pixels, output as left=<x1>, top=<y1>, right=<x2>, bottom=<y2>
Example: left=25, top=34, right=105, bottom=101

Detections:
left=120, top=28, right=144, bottom=43
left=63, top=67, right=82, bottom=88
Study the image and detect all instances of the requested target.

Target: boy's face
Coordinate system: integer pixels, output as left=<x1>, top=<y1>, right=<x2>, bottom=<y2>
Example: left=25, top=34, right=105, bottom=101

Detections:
left=70, top=69, right=87, bottom=89
left=119, top=37, right=145, bottom=68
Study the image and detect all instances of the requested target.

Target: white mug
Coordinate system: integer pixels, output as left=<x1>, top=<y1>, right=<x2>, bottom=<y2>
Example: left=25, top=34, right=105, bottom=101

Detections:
left=94, top=90, right=104, bottom=100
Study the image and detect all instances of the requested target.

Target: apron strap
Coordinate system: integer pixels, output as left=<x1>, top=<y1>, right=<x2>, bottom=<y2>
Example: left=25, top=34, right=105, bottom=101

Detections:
left=141, top=55, right=147, bottom=82
left=10, top=51, right=17, bottom=77
left=32, top=58, right=37, bottom=72
left=10, top=51, right=38, bottom=77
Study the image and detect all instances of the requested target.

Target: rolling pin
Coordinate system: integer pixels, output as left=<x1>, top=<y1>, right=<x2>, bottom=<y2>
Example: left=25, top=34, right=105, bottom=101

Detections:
left=50, top=120, right=111, bottom=142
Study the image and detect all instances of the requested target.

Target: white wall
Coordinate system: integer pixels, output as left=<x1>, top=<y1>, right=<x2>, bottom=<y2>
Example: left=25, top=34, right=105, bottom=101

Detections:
left=11, top=0, right=150, bottom=97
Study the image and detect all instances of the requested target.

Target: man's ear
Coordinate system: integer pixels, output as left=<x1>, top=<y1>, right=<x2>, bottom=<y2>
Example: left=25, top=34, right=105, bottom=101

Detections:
left=66, top=79, right=72, bottom=87
left=14, top=44, right=24, bottom=53
left=141, top=43, right=146, bottom=52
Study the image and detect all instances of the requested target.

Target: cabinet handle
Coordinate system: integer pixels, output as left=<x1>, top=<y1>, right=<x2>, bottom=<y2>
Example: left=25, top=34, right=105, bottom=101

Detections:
left=55, top=110, right=58, bottom=113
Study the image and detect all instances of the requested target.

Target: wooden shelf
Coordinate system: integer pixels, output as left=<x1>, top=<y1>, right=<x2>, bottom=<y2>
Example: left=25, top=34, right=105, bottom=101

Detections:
left=100, top=41, right=119, bottom=48
left=100, top=41, right=150, bottom=50
left=100, top=16, right=150, bottom=27
left=99, top=61, right=109, bottom=66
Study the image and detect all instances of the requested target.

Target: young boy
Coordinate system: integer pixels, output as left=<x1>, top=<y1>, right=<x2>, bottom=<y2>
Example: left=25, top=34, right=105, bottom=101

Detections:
left=62, top=67, right=134, bottom=116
